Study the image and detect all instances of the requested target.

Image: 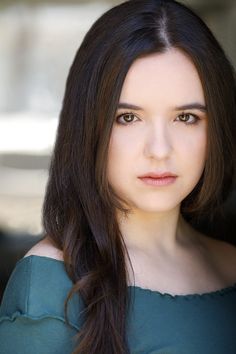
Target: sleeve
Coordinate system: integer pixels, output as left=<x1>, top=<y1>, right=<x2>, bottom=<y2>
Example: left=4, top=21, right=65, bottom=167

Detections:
left=0, top=256, right=82, bottom=354
left=0, top=314, right=78, bottom=354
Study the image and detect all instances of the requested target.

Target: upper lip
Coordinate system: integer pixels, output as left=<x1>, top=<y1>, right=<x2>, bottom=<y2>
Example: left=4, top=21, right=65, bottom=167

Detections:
left=138, top=172, right=177, bottom=178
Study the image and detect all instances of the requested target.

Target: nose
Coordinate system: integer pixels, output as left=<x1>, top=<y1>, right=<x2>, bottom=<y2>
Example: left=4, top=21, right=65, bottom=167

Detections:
left=144, top=121, right=172, bottom=160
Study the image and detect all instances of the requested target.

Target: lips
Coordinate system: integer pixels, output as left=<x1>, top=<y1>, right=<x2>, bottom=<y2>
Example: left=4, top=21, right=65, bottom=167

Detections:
left=138, top=172, right=177, bottom=178
left=138, top=172, right=177, bottom=187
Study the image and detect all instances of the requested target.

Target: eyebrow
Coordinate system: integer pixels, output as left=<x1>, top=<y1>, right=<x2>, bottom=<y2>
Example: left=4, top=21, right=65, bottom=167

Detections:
left=118, top=103, right=144, bottom=111
left=117, top=102, right=207, bottom=113
left=174, top=103, right=207, bottom=113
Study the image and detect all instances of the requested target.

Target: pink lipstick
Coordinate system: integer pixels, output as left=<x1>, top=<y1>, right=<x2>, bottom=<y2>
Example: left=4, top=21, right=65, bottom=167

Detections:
left=138, top=172, right=177, bottom=186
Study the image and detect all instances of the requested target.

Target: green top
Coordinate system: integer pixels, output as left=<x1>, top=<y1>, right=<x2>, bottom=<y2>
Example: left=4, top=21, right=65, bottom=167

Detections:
left=1, top=255, right=236, bottom=354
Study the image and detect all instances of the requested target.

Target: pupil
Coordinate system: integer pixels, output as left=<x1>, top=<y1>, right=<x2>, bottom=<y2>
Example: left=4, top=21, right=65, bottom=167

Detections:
left=125, top=114, right=133, bottom=121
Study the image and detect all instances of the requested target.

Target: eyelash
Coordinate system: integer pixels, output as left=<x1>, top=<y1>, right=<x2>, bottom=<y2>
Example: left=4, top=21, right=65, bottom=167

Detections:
left=115, top=112, right=200, bottom=125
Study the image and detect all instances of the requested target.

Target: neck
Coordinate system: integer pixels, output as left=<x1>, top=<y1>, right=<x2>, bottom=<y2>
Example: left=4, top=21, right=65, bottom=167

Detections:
left=117, top=207, right=195, bottom=256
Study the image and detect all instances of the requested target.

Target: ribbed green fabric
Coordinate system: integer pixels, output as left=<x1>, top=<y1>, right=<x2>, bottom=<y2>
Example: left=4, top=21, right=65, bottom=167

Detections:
left=0, top=255, right=236, bottom=354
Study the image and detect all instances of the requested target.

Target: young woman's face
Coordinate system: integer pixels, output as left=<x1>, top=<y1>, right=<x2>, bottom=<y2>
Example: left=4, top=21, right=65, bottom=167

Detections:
left=107, top=48, right=208, bottom=214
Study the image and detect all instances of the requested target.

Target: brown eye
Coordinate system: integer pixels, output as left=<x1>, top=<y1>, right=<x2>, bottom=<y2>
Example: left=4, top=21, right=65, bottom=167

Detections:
left=116, top=112, right=138, bottom=125
left=177, top=113, right=199, bottom=125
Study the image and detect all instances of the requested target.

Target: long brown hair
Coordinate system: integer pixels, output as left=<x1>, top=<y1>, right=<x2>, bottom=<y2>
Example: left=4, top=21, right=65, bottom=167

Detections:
left=42, top=0, right=236, bottom=353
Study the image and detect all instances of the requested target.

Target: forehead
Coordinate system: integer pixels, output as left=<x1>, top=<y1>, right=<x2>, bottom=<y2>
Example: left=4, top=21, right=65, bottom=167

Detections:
left=119, top=48, right=205, bottom=110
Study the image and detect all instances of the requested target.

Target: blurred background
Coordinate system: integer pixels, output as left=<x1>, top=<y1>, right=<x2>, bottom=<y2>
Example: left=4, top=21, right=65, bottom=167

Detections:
left=0, top=0, right=235, bottom=300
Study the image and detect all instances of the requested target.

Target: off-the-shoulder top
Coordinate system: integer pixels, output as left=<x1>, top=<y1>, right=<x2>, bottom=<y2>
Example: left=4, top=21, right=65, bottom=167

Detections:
left=0, top=255, right=236, bottom=354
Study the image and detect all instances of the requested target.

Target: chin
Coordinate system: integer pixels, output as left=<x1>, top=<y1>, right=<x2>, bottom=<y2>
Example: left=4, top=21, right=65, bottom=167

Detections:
left=129, top=200, right=181, bottom=214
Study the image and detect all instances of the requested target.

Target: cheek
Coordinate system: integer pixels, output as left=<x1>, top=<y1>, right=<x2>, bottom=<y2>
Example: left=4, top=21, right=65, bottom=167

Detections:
left=107, top=129, right=140, bottom=191
left=108, top=129, right=138, bottom=164
left=179, top=130, right=207, bottom=171
left=194, top=130, right=207, bottom=161
left=107, top=132, right=127, bottom=182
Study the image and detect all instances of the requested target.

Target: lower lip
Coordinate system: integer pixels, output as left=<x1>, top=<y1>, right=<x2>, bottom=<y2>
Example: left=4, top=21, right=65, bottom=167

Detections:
left=138, top=176, right=177, bottom=186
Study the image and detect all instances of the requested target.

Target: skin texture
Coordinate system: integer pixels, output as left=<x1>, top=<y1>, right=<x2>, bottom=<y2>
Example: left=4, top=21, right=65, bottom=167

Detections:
left=106, top=48, right=235, bottom=293
left=107, top=48, right=208, bottom=253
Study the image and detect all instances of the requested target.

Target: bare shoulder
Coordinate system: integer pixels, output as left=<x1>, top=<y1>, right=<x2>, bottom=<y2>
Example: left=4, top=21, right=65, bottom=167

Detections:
left=24, top=236, right=63, bottom=261
left=199, top=233, right=236, bottom=283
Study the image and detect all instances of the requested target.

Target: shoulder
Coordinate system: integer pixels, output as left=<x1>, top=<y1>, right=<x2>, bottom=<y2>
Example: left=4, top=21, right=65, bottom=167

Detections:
left=199, top=234, right=236, bottom=284
left=24, top=236, right=64, bottom=261
left=0, top=254, right=72, bottom=319
left=0, top=251, right=84, bottom=331
left=1, top=236, right=71, bottom=319
left=0, top=257, right=80, bottom=354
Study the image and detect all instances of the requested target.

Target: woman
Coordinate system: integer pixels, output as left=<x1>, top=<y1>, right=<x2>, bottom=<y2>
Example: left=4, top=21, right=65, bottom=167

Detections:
left=0, top=0, right=236, bottom=353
